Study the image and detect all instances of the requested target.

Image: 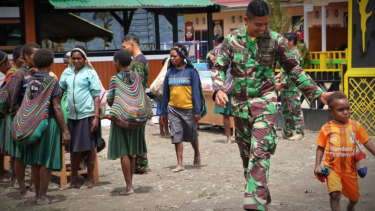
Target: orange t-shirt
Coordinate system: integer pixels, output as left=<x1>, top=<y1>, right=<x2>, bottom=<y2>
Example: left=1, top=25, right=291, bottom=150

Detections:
left=316, top=120, right=369, bottom=173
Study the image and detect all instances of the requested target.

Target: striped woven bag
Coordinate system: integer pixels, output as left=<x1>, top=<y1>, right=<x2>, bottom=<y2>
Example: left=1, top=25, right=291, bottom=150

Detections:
left=12, top=76, right=57, bottom=145
left=0, top=81, right=11, bottom=114
left=108, top=71, right=153, bottom=129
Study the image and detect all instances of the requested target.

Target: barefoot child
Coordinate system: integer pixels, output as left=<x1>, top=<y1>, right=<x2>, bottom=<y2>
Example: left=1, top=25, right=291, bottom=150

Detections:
left=107, top=50, right=148, bottom=195
left=21, top=49, right=71, bottom=204
left=315, top=91, right=375, bottom=211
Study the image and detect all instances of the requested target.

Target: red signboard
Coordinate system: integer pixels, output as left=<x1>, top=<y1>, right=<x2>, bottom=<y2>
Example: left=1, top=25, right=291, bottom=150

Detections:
left=185, top=21, right=194, bottom=41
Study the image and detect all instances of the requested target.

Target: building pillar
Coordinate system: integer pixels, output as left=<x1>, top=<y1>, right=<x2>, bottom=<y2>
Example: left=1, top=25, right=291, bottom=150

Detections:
left=207, top=11, right=213, bottom=68
left=24, top=0, right=36, bottom=43
left=154, top=12, right=160, bottom=49
left=303, top=4, right=311, bottom=50
left=321, top=5, right=326, bottom=52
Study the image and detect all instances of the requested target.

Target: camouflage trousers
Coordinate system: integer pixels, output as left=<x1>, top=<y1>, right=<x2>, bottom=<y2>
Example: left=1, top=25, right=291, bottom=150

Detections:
left=280, top=91, right=304, bottom=137
left=234, top=113, right=278, bottom=211
left=135, top=153, right=149, bottom=173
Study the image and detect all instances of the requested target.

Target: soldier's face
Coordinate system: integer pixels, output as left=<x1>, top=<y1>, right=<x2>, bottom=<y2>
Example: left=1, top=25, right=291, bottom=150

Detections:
left=284, top=38, right=293, bottom=49
left=244, top=15, right=270, bottom=37
left=122, top=41, right=133, bottom=54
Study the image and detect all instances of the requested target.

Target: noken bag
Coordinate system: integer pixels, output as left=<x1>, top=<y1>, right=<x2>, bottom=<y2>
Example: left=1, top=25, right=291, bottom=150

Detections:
left=150, top=58, right=169, bottom=103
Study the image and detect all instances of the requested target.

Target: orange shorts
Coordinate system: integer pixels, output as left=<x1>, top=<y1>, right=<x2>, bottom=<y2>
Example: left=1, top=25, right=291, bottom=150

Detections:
left=326, top=170, right=360, bottom=201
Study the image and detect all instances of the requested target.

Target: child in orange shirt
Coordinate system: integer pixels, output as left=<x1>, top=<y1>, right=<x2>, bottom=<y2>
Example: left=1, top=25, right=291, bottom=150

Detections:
left=315, top=91, right=375, bottom=211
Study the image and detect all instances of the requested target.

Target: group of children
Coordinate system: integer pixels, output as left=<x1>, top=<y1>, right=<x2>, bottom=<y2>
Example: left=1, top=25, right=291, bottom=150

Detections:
left=0, top=42, right=374, bottom=210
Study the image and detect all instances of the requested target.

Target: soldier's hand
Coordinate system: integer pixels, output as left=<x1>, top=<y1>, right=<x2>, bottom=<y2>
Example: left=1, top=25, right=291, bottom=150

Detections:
left=194, top=115, right=201, bottom=122
left=275, top=83, right=283, bottom=91
left=318, top=92, right=333, bottom=105
left=209, top=55, right=217, bottom=61
left=215, top=90, right=228, bottom=108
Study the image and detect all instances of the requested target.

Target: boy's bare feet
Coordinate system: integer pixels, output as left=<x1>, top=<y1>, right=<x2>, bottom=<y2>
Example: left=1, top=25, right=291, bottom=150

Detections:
left=29, top=185, right=35, bottom=192
left=59, top=182, right=78, bottom=191
left=21, top=190, right=35, bottom=199
left=36, top=197, right=49, bottom=205
left=80, top=181, right=94, bottom=190
left=171, top=166, right=184, bottom=172
left=119, top=187, right=134, bottom=195
left=36, top=195, right=59, bottom=205
left=227, top=137, right=232, bottom=144
left=193, top=153, right=201, bottom=167
left=10, top=178, right=16, bottom=188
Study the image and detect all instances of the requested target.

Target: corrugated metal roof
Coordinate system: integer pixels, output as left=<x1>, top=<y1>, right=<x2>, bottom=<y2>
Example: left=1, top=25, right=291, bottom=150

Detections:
left=49, top=0, right=214, bottom=8
left=211, top=0, right=252, bottom=6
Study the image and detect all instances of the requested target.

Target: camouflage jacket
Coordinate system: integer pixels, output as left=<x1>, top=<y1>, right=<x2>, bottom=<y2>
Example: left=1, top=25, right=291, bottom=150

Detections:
left=280, top=47, right=302, bottom=92
left=211, top=26, right=323, bottom=118
left=130, top=54, right=149, bottom=89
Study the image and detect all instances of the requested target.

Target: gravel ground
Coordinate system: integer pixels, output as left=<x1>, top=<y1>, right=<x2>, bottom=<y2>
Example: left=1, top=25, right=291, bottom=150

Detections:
left=1, top=122, right=375, bottom=211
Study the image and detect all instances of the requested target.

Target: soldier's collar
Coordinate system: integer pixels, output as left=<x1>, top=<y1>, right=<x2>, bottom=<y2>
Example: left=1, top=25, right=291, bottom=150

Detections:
left=238, top=25, right=248, bottom=37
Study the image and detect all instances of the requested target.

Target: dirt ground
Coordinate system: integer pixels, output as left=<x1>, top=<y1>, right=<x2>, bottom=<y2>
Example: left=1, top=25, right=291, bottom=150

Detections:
left=1, top=123, right=375, bottom=211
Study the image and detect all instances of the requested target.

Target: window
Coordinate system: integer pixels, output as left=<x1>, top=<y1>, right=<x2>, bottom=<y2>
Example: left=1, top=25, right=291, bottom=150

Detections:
left=0, top=1, right=22, bottom=51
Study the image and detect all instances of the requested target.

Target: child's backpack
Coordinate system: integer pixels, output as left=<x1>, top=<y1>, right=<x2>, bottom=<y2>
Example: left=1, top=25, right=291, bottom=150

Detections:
left=12, top=76, right=57, bottom=145
left=108, top=70, right=152, bottom=129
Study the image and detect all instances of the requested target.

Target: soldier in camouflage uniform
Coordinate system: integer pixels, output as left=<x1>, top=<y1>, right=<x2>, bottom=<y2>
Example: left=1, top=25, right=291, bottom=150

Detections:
left=211, top=1, right=330, bottom=210
left=122, top=34, right=150, bottom=174
left=275, top=33, right=305, bottom=141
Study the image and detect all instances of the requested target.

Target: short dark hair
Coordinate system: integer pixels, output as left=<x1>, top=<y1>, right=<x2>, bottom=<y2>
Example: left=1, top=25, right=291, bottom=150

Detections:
left=22, top=43, right=40, bottom=59
left=114, top=50, right=132, bottom=67
left=327, top=91, right=348, bottom=108
left=214, top=34, right=224, bottom=43
left=162, top=57, right=169, bottom=66
left=284, top=33, right=298, bottom=45
left=122, top=33, right=139, bottom=44
left=246, top=0, right=269, bottom=19
left=33, top=49, right=54, bottom=68
left=13, top=45, right=23, bottom=60
left=71, top=45, right=87, bottom=59
left=171, top=42, right=188, bottom=58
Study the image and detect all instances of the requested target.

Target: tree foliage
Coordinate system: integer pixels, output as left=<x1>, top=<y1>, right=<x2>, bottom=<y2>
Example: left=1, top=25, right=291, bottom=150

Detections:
left=267, top=0, right=291, bottom=35
left=297, top=41, right=310, bottom=69
left=93, top=12, right=113, bottom=49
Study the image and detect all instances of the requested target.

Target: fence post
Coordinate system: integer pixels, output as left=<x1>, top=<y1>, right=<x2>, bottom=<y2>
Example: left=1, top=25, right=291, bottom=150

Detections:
left=319, top=52, right=327, bottom=69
